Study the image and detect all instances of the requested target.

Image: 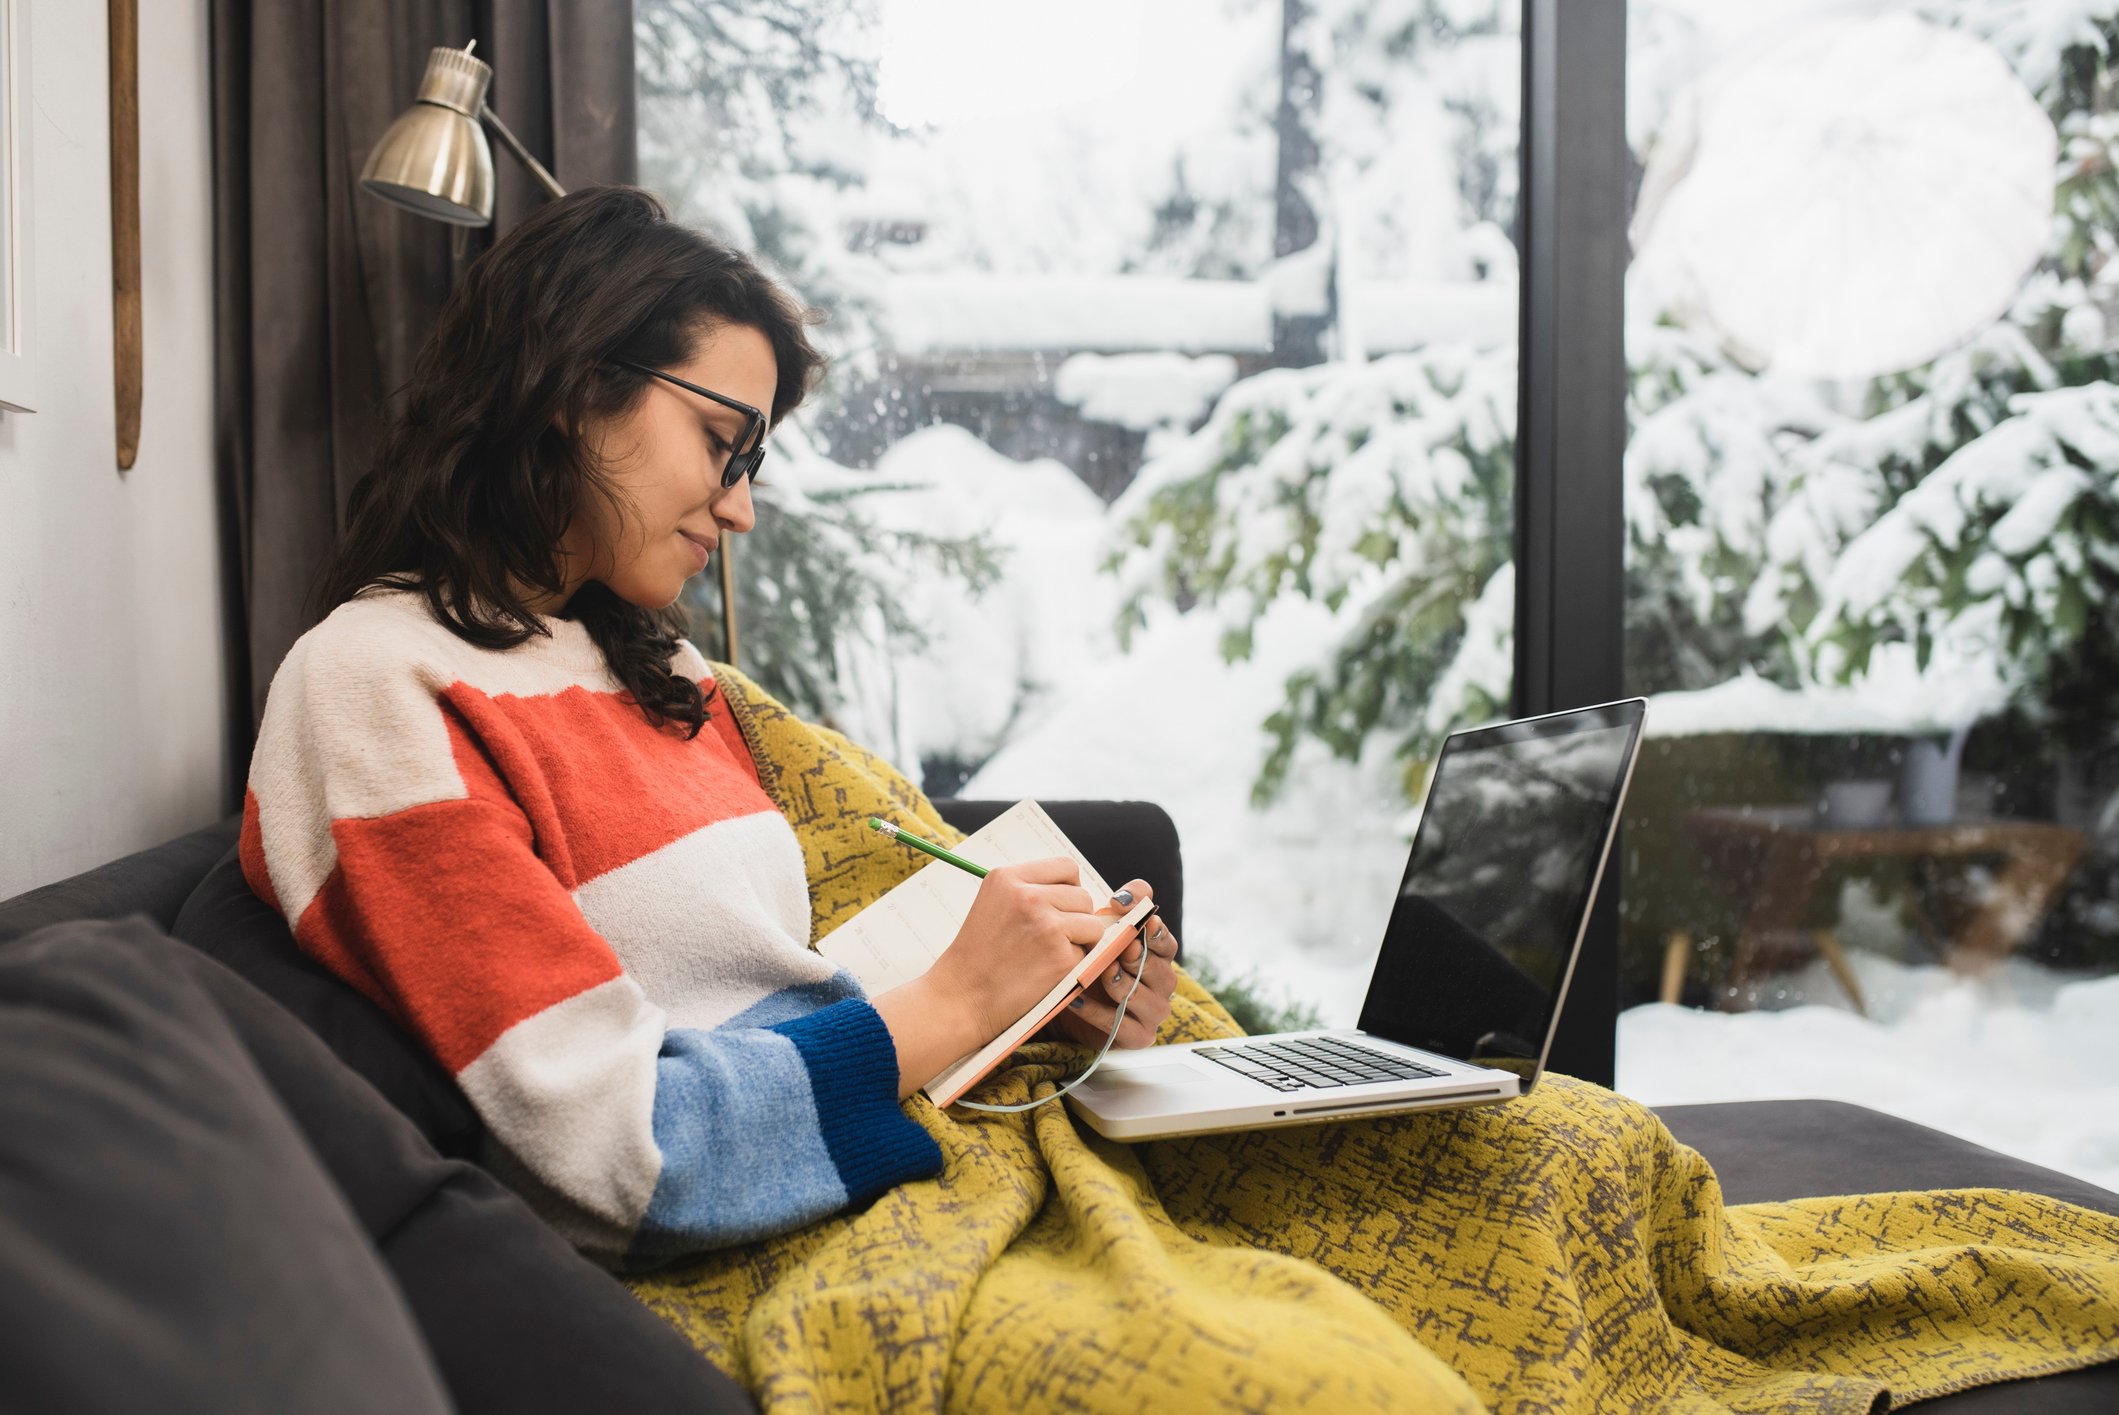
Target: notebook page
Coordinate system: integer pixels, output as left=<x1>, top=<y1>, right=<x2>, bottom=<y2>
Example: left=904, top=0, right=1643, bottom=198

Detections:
left=816, top=800, right=1116, bottom=997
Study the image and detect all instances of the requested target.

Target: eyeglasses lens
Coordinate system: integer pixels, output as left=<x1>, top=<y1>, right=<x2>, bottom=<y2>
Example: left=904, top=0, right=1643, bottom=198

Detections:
left=723, top=422, right=768, bottom=488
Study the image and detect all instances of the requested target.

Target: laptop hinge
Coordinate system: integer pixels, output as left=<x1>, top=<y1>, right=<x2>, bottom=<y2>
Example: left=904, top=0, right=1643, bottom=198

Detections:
left=1290, top=1085, right=1506, bottom=1117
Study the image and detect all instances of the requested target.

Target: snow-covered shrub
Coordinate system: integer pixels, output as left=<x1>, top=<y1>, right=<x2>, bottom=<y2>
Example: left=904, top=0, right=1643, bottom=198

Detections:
left=1105, top=345, right=1515, bottom=804
left=637, top=0, right=895, bottom=394
left=1805, top=382, right=2119, bottom=750
left=679, top=431, right=1002, bottom=739
left=1627, top=1, right=2119, bottom=739
left=1621, top=323, right=1840, bottom=694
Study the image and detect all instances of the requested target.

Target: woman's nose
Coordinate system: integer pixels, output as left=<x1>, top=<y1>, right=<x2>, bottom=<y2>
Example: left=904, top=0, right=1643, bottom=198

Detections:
left=712, top=473, right=757, bottom=533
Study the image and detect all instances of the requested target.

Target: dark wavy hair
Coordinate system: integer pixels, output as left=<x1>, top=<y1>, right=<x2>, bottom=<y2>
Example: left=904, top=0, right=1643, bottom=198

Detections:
left=316, top=185, right=827, bottom=737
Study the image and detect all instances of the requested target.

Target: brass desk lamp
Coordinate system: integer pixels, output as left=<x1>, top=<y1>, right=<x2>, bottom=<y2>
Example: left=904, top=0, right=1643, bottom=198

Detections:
left=359, top=42, right=742, bottom=665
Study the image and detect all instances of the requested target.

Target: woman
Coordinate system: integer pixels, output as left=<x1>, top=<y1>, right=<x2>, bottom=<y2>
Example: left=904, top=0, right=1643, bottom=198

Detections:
left=242, top=185, right=1177, bottom=1267
left=245, top=188, right=2119, bottom=1409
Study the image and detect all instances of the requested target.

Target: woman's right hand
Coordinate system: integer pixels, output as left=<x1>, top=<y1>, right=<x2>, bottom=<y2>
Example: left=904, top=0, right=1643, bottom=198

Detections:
left=928, top=858, right=1109, bottom=1047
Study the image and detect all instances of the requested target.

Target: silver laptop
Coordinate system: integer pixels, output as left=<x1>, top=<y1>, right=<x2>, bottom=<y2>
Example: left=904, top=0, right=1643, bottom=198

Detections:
left=1068, top=698, right=1647, bottom=1142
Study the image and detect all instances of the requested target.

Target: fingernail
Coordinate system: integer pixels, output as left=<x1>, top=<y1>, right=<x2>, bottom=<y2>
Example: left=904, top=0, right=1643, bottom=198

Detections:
left=1113, top=889, right=1135, bottom=906
left=1070, top=996, right=1086, bottom=1009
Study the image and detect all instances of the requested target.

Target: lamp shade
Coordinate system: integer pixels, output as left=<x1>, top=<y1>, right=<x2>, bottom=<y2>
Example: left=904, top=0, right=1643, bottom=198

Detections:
left=358, top=45, right=496, bottom=226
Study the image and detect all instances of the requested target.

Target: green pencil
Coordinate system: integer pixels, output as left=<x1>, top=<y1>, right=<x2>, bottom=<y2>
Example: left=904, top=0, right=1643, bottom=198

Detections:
left=868, top=817, right=989, bottom=878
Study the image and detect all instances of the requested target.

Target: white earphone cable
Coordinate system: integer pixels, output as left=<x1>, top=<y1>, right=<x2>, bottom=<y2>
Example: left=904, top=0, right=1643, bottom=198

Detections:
left=953, top=912, right=1156, bottom=1115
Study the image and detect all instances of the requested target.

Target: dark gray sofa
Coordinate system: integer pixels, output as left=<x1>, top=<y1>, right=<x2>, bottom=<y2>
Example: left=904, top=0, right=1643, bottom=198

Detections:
left=1, top=807, right=2111, bottom=1413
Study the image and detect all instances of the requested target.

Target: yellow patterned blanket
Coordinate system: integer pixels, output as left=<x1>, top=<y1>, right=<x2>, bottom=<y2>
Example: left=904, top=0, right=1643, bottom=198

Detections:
left=629, top=666, right=2119, bottom=1412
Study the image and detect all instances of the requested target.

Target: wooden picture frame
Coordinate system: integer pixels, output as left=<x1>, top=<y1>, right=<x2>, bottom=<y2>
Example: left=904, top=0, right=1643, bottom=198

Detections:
left=110, top=0, right=138, bottom=463
left=0, top=0, right=35, bottom=415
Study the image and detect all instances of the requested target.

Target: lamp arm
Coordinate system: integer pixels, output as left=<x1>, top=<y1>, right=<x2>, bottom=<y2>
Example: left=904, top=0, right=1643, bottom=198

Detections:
left=476, top=102, right=567, bottom=200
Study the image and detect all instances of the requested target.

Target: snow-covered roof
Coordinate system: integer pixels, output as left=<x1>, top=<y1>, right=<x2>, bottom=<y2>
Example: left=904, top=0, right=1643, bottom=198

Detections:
left=883, top=274, right=1270, bottom=354
left=1644, top=661, right=2012, bottom=739
left=1356, top=281, right=1517, bottom=355
left=879, top=273, right=1515, bottom=355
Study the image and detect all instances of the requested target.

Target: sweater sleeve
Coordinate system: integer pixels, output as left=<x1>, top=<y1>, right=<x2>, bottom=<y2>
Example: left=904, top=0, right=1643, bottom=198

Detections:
left=239, top=622, right=939, bottom=1267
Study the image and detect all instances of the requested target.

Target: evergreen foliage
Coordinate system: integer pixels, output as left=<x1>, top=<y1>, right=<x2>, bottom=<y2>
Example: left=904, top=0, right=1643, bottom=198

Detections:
left=639, top=1, right=1002, bottom=723
left=1117, top=1, right=2119, bottom=810
left=678, top=451, right=1005, bottom=728
left=1107, top=349, right=1516, bottom=804
left=1181, top=952, right=1326, bottom=1036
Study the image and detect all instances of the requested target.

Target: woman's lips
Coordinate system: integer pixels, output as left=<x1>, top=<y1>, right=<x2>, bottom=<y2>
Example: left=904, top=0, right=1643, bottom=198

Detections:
left=679, top=530, right=715, bottom=570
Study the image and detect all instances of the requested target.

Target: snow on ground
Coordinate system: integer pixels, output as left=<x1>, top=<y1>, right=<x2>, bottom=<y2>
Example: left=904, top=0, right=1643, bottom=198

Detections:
left=826, top=424, right=1120, bottom=771
left=1619, top=950, right=2119, bottom=1195
left=818, top=422, right=1405, bottom=1027
left=960, top=589, right=1415, bottom=1031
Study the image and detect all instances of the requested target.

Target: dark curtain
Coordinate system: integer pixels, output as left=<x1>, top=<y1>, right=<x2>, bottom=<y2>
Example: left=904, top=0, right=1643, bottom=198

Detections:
left=210, top=1, right=636, bottom=806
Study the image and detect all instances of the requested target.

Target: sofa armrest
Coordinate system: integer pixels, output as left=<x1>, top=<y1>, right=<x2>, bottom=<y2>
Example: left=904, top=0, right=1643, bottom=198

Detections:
left=1, top=916, right=756, bottom=1415
left=931, top=799, right=1183, bottom=949
left=0, top=816, right=239, bottom=944
left=1656, top=1099, right=2119, bottom=1215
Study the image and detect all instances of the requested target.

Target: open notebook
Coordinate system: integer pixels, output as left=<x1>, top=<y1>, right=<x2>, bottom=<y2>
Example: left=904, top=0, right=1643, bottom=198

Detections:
left=816, top=800, right=1156, bottom=1108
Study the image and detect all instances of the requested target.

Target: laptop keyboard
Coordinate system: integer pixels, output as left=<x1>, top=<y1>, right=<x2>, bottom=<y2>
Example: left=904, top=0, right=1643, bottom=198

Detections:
left=1191, top=1036, right=1447, bottom=1092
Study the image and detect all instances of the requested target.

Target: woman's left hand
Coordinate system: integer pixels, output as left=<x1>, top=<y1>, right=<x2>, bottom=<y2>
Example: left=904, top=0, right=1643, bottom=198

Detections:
left=1044, top=878, right=1179, bottom=1049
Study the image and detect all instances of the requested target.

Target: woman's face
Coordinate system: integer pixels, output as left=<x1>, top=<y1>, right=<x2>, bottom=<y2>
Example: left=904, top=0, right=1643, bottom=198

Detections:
left=562, top=321, right=776, bottom=611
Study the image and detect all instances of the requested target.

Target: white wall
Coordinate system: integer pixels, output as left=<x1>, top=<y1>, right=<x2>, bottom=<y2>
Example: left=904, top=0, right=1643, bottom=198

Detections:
left=0, top=0, right=226, bottom=896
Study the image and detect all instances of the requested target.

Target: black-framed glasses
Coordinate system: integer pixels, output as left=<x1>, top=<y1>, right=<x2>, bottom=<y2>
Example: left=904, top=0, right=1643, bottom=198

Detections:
left=615, top=359, right=770, bottom=488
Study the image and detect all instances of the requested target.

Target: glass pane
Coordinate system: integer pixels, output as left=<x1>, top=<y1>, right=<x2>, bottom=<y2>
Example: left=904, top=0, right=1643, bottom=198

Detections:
left=636, top=0, right=1521, bottom=1030
left=1618, top=4, right=2119, bottom=1190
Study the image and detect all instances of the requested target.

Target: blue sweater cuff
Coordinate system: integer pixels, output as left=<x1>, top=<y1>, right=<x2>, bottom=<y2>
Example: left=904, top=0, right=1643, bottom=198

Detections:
left=771, top=999, right=943, bottom=1202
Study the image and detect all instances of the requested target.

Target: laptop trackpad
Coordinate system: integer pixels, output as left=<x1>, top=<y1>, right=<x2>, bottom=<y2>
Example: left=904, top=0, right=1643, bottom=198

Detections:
left=1092, top=1064, right=1206, bottom=1090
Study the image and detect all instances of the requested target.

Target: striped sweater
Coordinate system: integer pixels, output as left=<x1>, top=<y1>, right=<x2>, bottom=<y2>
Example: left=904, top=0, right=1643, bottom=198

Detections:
left=239, top=587, right=943, bottom=1268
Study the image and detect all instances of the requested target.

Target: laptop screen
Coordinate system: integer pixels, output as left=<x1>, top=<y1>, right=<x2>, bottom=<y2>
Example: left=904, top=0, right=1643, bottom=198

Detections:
left=1356, top=700, right=1644, bottom=1081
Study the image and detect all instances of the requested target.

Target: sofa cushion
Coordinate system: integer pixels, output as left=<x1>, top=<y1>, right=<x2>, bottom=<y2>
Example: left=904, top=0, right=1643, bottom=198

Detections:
left=173, top=844, right=483, bottom=1158
left=2, top=916, right=755, bottom=1415
left=0, top=916, right=454, bottom=1415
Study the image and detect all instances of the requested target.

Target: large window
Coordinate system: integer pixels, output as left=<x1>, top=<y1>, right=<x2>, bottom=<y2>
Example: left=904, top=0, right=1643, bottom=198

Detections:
left=1616, top=3, right=2119, bottom=1192
left=637, top=0, right=1523, bottom=1028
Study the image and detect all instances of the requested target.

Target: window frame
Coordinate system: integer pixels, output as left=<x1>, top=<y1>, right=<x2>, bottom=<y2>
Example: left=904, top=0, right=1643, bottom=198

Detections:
left=1513, top=0, right=1628, bottom=1085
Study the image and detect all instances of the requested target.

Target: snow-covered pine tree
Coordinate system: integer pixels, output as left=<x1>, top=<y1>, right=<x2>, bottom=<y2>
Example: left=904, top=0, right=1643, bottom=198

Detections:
left=679, top=430, right=1004, bottom=730
left=636, top=0, right=892, bottom=376
left=1106, top=345, right=1517, bottom=804
left=1620, top=322, right=1838, bottom=696
left=1110, top=0, right=2119, bottom=811
left=1754, top=4, right=2119, bottom=753
left=638, top=0, right=1002, bottom=725
left=1107, top=0, right=1524, bottom=805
